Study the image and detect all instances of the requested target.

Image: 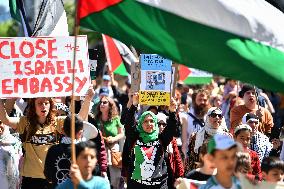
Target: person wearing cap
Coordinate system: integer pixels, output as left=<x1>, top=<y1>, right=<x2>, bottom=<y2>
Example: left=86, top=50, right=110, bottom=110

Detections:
left=242, top=113, right=280, bottom=162
left=230, top=84, right=274, bottom=137
left=199, top=134, right=241, bottom=189
left=44, top=115, right=99, bottom=188
left=157, top=112, right=184, bottom=189
left=234, top=124, right=262, bottom=180
left=94, top=74, right=114, bottom=99
left=184, top=107, right=231, bottom=174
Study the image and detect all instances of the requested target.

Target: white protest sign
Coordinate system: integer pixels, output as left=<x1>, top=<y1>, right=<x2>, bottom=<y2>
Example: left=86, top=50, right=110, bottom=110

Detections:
left=0, top=36, right=90, bottom=98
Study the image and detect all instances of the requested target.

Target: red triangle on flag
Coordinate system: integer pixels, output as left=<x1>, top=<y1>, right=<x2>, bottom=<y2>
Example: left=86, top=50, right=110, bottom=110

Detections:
left=102, top=34, right=124, bottom=73
left=179, top=64, right=192, bottom=81
left=78, top=0, right=123, bottom=19
left=142, top=146, right=154, bottom=160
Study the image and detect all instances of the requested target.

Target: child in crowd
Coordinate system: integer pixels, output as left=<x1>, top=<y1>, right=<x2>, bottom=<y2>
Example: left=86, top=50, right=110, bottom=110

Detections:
left=234, top=152, right=252, bottom=177
left=199, top=134, right=241, bottom=189
left=261, top=157, right=284, bottom=183
left=186, top=141, right=216, bottom=181
left=234, top=124, right=262, bottom=180
left=56, top=141, right=110, bottom=189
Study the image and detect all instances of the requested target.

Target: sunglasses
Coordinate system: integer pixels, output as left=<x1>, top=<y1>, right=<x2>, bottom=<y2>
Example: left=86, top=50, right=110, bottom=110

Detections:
left=100, top=101, right=109, bottom=105
left=158, top=122, right=167, bottom=127
left=248, top=120, right=259, bottom=124
left=210, top=113, right=223, bottom=118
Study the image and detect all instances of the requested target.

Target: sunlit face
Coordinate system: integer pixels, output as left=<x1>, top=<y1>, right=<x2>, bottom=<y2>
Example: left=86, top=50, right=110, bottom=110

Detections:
left=235, top=130, right=251, bottom=149
left=243, top=90, right=256, bottom=105
left=158, top=121, right=166, bottom=134
left=196, top=93, right=208, bottom=107
left=202, top=153, right=216, bottom=171
left=35, top=98, right=51, bottom=118
left=263, top=168, right=284, bottom=183
left=214, top=98, right=222, bottom=108
left=99, top=97, right=109, bottom=112
left=77, top=148, right=97, bottom=178
left=208, top=113, right=223, bottom=129
left=142, top=115, right=155, bottom=133
left=210, top=147, right=237, bottom=177
left=247, top=120, right=259, bottom=134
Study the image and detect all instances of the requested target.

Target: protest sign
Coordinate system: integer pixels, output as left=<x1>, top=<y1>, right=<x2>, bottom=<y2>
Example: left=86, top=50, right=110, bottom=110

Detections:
left=139, top=54, right=172, bottom=106
left=0, top=36, right=90, bottom=98
left=130, top=61, right=140, bottom=93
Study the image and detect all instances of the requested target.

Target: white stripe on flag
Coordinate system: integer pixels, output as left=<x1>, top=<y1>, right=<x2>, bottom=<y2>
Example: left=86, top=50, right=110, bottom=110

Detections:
left=138, top=0, right=284, bottom=51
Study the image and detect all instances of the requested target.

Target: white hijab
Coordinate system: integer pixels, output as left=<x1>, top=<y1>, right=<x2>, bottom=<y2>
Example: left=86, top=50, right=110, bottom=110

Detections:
left=194, top=108, right=228, bottom=153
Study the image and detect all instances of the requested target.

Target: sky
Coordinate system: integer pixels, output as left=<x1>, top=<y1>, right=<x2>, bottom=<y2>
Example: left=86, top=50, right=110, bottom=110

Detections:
left=0, top=1, right=11, bottom=22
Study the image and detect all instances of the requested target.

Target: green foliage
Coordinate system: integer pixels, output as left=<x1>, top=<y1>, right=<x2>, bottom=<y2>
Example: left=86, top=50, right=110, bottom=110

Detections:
left=64, top=1, right=102, bottom=47
left=0, top=20, right=19, bottom=37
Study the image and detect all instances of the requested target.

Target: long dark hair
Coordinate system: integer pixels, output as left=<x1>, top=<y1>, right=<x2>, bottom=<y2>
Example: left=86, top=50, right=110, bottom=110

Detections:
left=95, top=96, right=118, bottom=122
left=25, top=97, right=56, bottom=140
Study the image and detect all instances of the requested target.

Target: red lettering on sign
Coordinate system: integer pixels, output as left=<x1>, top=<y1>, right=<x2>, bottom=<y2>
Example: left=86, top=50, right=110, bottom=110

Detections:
left=13, top=61, right=23, bottom=75
left=56, top=61, right=65, bottom=74
left=19, top=41, right=34, bottom=58
left=10, top=42, right=19, bottom=58
left=54, top=77, right=63, bottom=92
left=0, top=41, right=9, bottom=59
left=48, top=39, right=57, bottom=59
left=63, top=77, right=72, bottom=92
left=34, top=60, right=45, bottom=75
left=35, top=39, right=47, bottom=58
left=67, top=60, right=77, bottom=73
left=40, top=78, right=52, bottom=92
left=78, top=60, right=84, bottom=72
left=24, top=61, right=34, bottom=76
left=30, top=77, right=39, bottom=94
left=14, top=78, right=28, bottom=93
left=75, top=77, right=87, bottom=93
left=45, top=61, right=56, bottom=74
left=2, top=79, right=13, bottom=94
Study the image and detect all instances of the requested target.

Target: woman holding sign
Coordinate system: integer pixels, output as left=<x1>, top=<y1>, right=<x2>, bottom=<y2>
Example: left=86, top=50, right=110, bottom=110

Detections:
left=123, top=93, right=178, bottom=189
left=0, top=88, right=94, bottom=189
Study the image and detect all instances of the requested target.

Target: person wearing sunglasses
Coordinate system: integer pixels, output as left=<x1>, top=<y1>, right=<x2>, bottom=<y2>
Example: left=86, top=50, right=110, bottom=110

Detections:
left=184, top=107, right=231, bottom=174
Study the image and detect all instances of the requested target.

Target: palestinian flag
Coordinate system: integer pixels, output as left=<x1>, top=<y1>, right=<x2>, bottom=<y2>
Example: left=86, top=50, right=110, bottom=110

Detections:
left=102, top=34, right=128, bottom=76
left=78, top=0, right=284, bottom=92
left=179, top=65, right=213, bottom=85
left=9, top=0, right=69, bottom=36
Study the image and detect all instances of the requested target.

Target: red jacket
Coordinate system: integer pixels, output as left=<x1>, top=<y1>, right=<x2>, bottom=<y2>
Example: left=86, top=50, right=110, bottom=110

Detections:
left=168, top=138, right=184, bottom=178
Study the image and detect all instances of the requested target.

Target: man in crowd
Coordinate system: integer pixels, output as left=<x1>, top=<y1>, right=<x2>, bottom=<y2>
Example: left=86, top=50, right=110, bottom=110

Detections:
left=181, top=89, right=210, bottom=156
left=230, top=84, right=274, bottom=137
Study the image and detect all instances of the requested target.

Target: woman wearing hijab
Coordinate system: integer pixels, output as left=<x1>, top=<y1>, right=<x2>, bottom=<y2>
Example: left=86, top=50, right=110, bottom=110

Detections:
left=184, top=107, right=232, bottom=174
left=123, top=93, right=178, bottom=189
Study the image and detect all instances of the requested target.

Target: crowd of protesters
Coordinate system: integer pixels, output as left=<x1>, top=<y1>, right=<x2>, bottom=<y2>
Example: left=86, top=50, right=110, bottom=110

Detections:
left=1, top=74, right=284, bottom=189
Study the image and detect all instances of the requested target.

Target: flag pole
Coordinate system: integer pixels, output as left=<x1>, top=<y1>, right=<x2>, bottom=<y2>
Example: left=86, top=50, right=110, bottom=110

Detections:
left=71, top=0, right=80, bottom=167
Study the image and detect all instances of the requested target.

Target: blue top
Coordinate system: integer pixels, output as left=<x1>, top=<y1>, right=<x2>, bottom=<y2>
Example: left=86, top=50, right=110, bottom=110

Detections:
left=56, top=176, right=110, bottom=189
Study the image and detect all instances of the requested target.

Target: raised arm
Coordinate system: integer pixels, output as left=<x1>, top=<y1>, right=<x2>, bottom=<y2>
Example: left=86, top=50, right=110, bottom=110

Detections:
left=159, top=98, right=178, bottom=148
left=124, top=93, right=139, bottom=142
left=0, top=99, right=18, bottom=130
left=77, top=85, right=95, bottom=121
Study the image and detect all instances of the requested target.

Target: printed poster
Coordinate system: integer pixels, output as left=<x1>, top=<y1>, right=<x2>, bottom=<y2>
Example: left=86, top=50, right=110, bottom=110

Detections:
left=139, top=54, right=172, bottom=106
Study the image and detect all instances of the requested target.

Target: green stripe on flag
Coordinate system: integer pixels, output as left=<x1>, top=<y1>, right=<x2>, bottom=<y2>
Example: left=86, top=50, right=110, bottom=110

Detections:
left=79, top=0, right=284, bottom=92
left=113, top=62, right=128, bottom=76
left=184, top=77, right=212, bottom=85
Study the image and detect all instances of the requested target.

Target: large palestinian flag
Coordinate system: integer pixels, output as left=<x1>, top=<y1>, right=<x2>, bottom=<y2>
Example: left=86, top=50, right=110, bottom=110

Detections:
left=78, top=0, right=284, bottom=92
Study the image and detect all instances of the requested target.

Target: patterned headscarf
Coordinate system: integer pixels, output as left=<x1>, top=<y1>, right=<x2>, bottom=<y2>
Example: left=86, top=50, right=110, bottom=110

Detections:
left=137, top=111, right=159, bottom=143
